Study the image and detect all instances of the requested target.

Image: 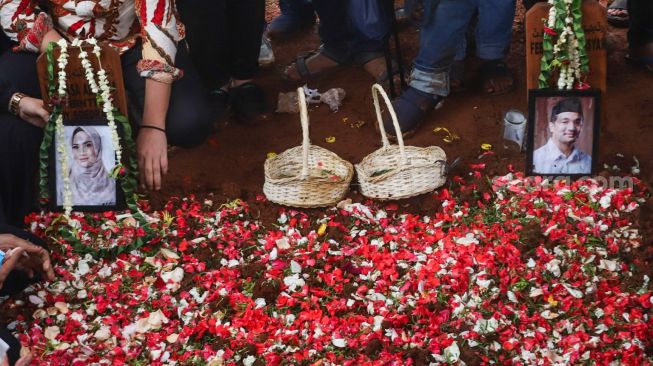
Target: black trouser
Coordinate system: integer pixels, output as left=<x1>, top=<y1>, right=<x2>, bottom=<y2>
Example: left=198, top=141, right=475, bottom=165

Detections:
left=312, top=0, right=389, bottom=65
left=628, top=0, right=653, bottom=48
left=0, top=32, right=11, bottom=56
left=178, top=0, right=266, bottom=90
left=0, top=44, right=211, bottom=226
left=0, top=225, right=48, bottom=366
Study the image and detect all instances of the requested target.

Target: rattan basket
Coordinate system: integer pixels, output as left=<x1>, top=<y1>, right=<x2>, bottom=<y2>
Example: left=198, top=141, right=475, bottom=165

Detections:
left=264, top=87, right=354, bottom=207
left=355, top=84, right=447, bottom=200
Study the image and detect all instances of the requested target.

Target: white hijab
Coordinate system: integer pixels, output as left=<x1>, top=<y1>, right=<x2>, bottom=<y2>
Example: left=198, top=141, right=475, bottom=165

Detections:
left=69, top=126, right=116, bottom=206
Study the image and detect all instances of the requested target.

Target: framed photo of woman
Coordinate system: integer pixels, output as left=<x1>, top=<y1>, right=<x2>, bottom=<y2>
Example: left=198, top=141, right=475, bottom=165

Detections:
left=526, top=89, right=601, bottom=178
left=50, top=121, right=125, bottom=211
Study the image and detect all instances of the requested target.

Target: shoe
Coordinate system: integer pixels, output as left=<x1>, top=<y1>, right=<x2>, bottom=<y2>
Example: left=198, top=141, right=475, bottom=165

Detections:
left=229, top=82, right=269, bottom=123
left=382, top=87, right=444, bottom=139
left=258, top=36, right=275, bottom=67
left=208, top=88, right=229, bottom=121
left=267, top=13, right=315, bottom=39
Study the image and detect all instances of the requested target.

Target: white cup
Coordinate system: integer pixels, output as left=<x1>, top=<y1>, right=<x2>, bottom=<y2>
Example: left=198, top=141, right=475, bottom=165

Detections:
left=503, top=109, right=527, bottom=150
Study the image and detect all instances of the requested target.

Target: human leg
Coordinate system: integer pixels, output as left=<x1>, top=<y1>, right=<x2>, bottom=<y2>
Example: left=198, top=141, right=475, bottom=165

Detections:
left=176, top=0, right=230, bottom=91
left=267, top=0, right=316, bottom=39
left=627, top=0, right=653, bottom=71
left=476, top=0, right=515, bottom=95
left=122, top=44, right=212, bottom=148
left=0, top=52, right=43, bottom=227
left=607, top=0, right=629, bottom=29
left=386, top=0, right=476, bottom=137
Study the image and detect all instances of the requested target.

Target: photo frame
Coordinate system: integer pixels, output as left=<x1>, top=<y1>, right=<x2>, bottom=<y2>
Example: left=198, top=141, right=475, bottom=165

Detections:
left=49, top=120, right=125, bottom=212
left=526, top=89, right=601, bottom=178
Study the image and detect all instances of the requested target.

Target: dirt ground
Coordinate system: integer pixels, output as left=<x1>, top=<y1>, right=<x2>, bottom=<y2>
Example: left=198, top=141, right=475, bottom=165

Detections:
left=150, top=2, right=653, bottom=243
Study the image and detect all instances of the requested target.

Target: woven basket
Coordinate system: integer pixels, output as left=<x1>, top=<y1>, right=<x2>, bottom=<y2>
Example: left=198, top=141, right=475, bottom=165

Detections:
left=264, top=87, right=354, bottom=207
left=355, top=84, right=447, bottom=200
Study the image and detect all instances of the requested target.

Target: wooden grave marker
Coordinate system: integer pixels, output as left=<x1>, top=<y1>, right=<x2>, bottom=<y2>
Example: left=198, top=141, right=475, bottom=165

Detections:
left=525, top=0, right=608, bottom=96
left=37, top=44, right=128, bottom=121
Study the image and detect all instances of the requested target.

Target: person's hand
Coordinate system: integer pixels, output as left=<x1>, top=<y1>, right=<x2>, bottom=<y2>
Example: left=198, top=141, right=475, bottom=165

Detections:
left=14, top=352, right=33, bottom=366
left=137, top=128, right=168, bottom=191
left=17, top=97, right=49, bottom=128
left=0, top=234, right=55, bottom=290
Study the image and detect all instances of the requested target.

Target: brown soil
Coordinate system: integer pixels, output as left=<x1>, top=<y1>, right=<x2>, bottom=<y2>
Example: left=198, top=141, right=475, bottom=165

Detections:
left=147, top=2, right=653, bottom=245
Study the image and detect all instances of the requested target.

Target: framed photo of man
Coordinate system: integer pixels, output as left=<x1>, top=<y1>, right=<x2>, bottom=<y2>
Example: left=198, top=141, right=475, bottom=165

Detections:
left=526, top=89, right=601, bottom=177
left=50, top=121, right=125, bottom=211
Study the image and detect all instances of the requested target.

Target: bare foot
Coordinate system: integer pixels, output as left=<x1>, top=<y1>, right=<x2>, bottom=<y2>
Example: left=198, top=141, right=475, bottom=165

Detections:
left=480, top=60, right=514, bottom=95
left=362, top=56, right=389, bottom=81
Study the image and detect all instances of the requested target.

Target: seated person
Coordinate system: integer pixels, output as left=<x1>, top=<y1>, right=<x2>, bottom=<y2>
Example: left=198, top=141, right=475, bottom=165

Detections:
left=0, top=224, right=55, bottom=366
left=0, top=0, right=212, bottom=226
left=532, top=98, right=591, bottom=175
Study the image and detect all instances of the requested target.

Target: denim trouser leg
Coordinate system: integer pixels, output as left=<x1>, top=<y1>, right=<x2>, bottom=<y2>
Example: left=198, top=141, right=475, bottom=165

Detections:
left=475, top=0, right=515, bottom=60
left=628, top=0, right=653, bottom=48
left=411, top=0, right=477, bottom=96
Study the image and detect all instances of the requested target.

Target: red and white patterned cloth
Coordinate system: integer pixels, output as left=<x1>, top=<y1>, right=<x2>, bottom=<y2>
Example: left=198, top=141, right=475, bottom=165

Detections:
left=0, top=0, right=185, bottom=83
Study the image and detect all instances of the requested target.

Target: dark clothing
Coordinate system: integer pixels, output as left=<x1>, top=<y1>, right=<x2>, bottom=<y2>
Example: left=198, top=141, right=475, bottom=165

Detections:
left=121, top=43, right=212, bottom=147
left=0, top=225, right=47, bottom=366
left=628, top=0, right=653, bottom=48
left=280, top=0, right=315, bottom=19
left=0, top=52, right=42, bottom=227
left=0, top=327, right=21, bottom=366
left=0, top=31, right=11, bottom=57
left=313, top=0, right=390, bottom=65
left=178, top=0, right=266, bottom=90
left=0, top=42, right=211, bottom=226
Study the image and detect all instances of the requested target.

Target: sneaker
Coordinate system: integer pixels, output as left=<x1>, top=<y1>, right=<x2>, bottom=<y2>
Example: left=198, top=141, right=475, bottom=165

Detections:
left=258, top=36, right=275, bottom=67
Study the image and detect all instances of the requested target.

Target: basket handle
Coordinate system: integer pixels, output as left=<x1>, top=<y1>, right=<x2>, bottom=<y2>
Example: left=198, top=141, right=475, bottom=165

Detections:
left=298, top=87, right=311, bottom=179
left=371, top=83, right=407, bottom=165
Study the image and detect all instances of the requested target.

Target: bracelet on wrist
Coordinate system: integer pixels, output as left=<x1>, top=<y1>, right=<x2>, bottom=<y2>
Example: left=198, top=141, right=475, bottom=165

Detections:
left=139, top=124, right=166, bottom=134
left=9, top=92, right=26, bottom=116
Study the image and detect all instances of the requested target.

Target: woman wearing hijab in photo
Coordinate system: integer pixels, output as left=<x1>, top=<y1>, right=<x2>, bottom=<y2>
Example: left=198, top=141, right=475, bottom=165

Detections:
left=66, top=126, right=116, bottom=206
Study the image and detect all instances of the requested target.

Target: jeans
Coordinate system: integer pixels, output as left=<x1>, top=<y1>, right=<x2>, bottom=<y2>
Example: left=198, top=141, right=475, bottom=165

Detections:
left=628, top=0, right=653, bottom=48
left=410, top=0, right=515, bottom=96
left=312, top=0, right=388, bottom=65
left=454, top=0, right=516, bottom=61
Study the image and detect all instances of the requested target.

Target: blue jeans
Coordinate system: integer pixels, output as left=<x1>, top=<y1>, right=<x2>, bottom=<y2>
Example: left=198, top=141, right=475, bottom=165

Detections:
left=455, top=0, right=516, bottom=61
left=411, top=0, right=515, bottom=96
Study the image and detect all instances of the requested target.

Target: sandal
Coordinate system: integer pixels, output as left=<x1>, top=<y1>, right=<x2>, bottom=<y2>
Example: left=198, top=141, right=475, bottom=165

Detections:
left=379, top=87, right=444, bottom=139
left=607, top=0, right=629, bottom=28
left=478, top=59, right=515, bottom=96
left=282, top=50, right=344, bottom=82
left=229, top=82, right=269, bottom=123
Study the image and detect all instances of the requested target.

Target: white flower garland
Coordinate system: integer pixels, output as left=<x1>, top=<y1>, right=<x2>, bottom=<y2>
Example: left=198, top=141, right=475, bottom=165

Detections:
left=55, top=39, right=73, bottom=215
left=74, top=38, right=122, bottom=162
left=547, top=0, right=583, bottom=90
left=55, top=37, right=122, bottom=214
